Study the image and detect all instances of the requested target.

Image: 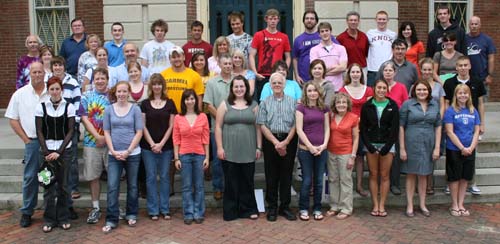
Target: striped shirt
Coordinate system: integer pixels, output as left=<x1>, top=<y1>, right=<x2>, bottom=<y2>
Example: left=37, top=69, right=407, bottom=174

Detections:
left=256, top=94, right=296, bottom=133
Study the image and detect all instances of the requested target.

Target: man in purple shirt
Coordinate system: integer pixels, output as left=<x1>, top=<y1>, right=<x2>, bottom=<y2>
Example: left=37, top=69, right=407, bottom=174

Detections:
left=293, top=10, right=339, bottom=84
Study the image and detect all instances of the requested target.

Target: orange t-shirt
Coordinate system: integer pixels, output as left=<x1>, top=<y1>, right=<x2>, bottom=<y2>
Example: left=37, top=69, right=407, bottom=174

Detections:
left=405, top=41, right=425, bottom=75
left=327, top=112, right=359, bottom=155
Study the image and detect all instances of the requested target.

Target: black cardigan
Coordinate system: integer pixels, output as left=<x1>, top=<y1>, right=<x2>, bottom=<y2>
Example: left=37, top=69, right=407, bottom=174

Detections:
left=359, top=97, right=399, bottom=155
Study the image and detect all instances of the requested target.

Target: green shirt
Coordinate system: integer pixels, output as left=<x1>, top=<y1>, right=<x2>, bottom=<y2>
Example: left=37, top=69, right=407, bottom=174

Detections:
left=372, top=99, right=389, bottom=120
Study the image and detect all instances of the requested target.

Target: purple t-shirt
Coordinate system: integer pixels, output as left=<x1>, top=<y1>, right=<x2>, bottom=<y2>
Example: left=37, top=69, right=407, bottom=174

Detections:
left=297, top=104, right=329, bottom=146
left=16, top=55, right=39, bottom=89
left=293, top=33, right=339, bottom=81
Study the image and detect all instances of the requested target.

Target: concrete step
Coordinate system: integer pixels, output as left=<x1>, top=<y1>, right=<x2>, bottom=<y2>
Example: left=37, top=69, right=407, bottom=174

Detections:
left=1, top=185, right=500, bottom=210
left=2, top=168, right=500, bottom=194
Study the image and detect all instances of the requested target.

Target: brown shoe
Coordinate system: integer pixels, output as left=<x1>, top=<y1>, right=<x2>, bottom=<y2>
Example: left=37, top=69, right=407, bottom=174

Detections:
left=214, top=191, right=223, bottom=200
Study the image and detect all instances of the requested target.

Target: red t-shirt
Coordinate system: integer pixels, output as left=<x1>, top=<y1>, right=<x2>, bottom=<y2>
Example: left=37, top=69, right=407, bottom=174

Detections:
left=386, top=82, right=409, bottom=108
left=251, top=29, right=291, bottom=76
left=338, top=85, right=373, bottom=117
left=336, top=30, right=369, bottom=68
left=182, top=40, right=213, bottom=67
left=327, top=112, right=359, bottom=154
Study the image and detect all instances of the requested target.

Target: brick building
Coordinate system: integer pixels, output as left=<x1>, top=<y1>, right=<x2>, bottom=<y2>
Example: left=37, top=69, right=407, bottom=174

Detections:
left=1, top=0, right=498, bottom=107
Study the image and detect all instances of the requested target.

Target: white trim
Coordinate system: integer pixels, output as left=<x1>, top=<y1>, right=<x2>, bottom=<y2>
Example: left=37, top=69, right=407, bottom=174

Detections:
left=29, top=0, right=75, bottom=35
left=198, top=0, right=209, bottom=41
left=429, top=0, right=473, bottom=31
left=293, top=0, right=305, bottom=38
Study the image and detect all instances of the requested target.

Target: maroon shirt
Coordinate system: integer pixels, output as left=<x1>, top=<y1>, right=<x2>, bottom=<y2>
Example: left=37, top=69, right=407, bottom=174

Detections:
left=336, top=29, right=369, bottom=68
left=182, top=40, right=213, bottom=67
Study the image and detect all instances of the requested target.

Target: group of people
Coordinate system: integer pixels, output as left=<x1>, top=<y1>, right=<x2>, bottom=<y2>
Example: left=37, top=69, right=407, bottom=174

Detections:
left=7, top=4, right=495, bottom=234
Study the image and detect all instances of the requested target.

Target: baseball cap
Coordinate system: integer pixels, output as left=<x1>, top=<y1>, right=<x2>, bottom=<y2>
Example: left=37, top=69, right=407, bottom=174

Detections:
left=169, top=46, right=184, bottom=56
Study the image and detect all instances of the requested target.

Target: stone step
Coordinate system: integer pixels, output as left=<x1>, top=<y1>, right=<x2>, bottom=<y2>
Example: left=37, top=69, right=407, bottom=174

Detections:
left=1, top=168, right=500, bottom=194
left=1, top=185, right=500, bottom=210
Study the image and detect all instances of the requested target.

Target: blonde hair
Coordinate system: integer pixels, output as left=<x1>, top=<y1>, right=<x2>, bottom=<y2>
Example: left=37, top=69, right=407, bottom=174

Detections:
left=232, top=49, right=247, bottom=69
left=85, top=34, right=102, bottom=50
left=331, top=92, right=352, bottom=114
left=451, top=84, right=474, bottom=114
left=212, top=36, right=231, bottom=58
left=301, top=82, right=325, bottom=110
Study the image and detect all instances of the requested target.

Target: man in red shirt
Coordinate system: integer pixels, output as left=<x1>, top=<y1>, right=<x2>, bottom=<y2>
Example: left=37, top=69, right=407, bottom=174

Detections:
left=336, top=11, right=369, bottom=77
left=182, top=21, right=213, bottom=67
left=249, top=8, right=291, bottom=101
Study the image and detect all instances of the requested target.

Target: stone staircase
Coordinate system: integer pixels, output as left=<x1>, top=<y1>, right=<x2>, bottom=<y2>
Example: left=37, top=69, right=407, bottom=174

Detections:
left=1, top=103, right=499, bottom=210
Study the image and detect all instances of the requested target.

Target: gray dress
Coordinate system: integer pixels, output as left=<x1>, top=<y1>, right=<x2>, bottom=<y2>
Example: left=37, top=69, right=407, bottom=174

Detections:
left=400, top=99, right=441, bottom=175
left=222, top=100, right=258, bottom=163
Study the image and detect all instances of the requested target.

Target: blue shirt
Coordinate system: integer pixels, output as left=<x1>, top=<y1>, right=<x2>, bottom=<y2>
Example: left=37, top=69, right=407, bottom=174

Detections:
left=109, top=62, right=150, bottom=88
left=59, top=33, right=87, bottom=76
left=443, top=107, right=480, bottom=151
left=104, top=40, right=127, bottom=67
left=466, top=33, right=497, bottom=80
left=260, top=79, right=302, bottom=101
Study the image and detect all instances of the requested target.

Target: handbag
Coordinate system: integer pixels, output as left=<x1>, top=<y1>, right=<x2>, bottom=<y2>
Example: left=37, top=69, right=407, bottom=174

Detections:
left=37, top=158, right=61, bottom=189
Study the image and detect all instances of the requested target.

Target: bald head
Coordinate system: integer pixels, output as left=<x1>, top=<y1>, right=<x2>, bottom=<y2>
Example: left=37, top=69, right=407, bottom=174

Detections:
left=29, top=62, right=45, bottom=86
left=469, top=16, right=481, bottom=36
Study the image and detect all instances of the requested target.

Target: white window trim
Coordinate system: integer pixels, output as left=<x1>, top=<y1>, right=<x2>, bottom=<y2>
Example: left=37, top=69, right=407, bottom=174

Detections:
left=29, top=0, right=75, bottom=35
left=429, top=0, right=474, bottom=31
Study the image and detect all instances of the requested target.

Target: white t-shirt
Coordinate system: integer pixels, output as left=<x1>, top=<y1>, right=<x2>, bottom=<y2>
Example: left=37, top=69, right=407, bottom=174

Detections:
left=366, top=28, right=397, bottom=71
left=227, top=32, right=253, bottom=62
left=140, top=40, right=175, bottom=74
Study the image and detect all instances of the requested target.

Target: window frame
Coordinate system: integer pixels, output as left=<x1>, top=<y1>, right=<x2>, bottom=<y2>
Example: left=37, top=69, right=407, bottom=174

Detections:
left=429, top=0, right=474, bottom=31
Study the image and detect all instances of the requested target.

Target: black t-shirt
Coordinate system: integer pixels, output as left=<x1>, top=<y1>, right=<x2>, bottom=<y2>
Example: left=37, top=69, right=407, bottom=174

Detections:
left=139, top=98, right=177, bottom=151
left=443, top=75, right=486, bottom=109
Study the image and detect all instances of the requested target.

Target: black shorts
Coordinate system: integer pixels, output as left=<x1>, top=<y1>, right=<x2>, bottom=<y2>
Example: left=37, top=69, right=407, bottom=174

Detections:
left=446, top=149, right=475, bottom=182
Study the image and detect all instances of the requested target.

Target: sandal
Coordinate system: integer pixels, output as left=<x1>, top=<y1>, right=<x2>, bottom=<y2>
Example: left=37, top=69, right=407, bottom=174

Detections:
left=102, top=225, right=113, bottom=233
left=378, top=211, right=388, bottom=217
left=42, top=224, right=53, bottom=233
left=60, top=223, right=71, bottom=230
left=370, top=210, right=379, bottom=217
left=426, top=188, right=435, bottom=195
left=326, top=210, right=338, bottom=217
left=313, top=211, right=324, bottom=221
left=449, top=208, right=461, bottom=217
left=249, top=214, right=259, bottom=220
left=127, top=219, right=137, bottom=227
left=162, top=213, right=171, bottom=220
left=356, top=188, right=369, bottom=197
left=299, top=211, right=309, bottom=221
left=150, top=215, right=159, bottom=221
left=335, top=213, right=350, bottom=220
left=459, top=209, right=470, bottom=217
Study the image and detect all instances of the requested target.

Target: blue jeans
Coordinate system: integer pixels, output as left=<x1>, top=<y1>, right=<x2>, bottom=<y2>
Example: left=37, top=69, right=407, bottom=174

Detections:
left=67, top=123, right=80, bottom=207
left=142, top=149, right=172, bottom=215
left=210, top=132, right=223, bottom=192
left=20, top=139, right=41, bottom=216
left=298, top=149, right=327, bottom=212
left=105, top=154, right=140, bottom=227
left=180, top=153, right=206, bottom=220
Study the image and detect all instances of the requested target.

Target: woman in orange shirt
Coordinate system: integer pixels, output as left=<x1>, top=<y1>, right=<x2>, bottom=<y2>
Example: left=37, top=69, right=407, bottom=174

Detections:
left=398, top=21, right=425, bottom=72
left=326, top=93, right=359, bottom=220
left=173, top=89, right=210, bottom=225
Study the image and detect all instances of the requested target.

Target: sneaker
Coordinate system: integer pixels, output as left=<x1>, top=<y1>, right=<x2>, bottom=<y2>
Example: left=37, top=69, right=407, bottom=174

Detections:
left=19, top=214, right=32, bottom=228
left=468, top=186, right=481, bottom=195
left=290, top=186, right=297, bottom=196
left=119, top=207, right=126, bottom=220
left=444, top=186, right=450, bottom=195
left=87, top=208, right=101, bottom=224
left=68, top=207, right=78, bottom=220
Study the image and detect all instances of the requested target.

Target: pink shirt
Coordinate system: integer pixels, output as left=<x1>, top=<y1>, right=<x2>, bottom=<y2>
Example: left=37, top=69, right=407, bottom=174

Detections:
left=386, top=82, right=408, bottom=108
left=310, top=42, right=348, bottom=91
left=173, top=113, right=209, bottom=155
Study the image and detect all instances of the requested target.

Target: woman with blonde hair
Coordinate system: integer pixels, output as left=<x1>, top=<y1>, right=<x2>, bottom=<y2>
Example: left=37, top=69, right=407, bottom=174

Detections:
left=232, top=49, right=256, bottom=95
left=296, top=82, right=330, bottom=221
left=78, top=34, right=102, bottom=85
left=443, top=84, right=480, bottom=217
left=208, top=36, right=232, bottom=74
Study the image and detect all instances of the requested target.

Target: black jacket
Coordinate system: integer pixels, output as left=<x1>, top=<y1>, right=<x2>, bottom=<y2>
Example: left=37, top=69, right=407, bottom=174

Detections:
left=426, top=21, right=467, bottom=57
left=360, top=98, right=399, bottom=155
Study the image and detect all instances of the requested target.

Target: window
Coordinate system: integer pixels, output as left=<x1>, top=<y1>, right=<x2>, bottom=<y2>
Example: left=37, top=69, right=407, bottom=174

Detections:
left=30, top=0, right=75, bottom=54
left=430, top=0, right=473, bottom=31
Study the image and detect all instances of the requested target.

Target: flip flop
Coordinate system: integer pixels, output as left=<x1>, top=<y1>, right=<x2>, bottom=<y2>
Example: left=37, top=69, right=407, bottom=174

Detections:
left=299, top=211, right=309, bottom=221
left=150, top=215, right=159, bottom=221
left=326, top=210, right=338, bottom=217
left=335, top=213, right=350, bottom=220
left=249, top=214, right=259, bottom=220
left=459, top=209, right=470, bottom=217
left=42, top=224, right=53, bottom=233
left=60, top=223, right=71, bottom=230
left=127, top=219, right=137, bottom=227
left=378, top=211, right=388, bottom=217
left=370, top=210, right=379, bottom=217
left=449, top=208, right=461, bottom=217
left=162, top=213, right=172, bottom=220
left=313, top=212, right=324, bottom=221
left=102, top=225, right=113, bottom=233
left=356, top=189, right=369, bottom=197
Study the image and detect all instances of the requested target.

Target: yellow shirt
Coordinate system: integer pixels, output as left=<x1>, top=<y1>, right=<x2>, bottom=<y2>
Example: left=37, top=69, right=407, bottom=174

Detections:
left=161, top=67, right=204, bottom=112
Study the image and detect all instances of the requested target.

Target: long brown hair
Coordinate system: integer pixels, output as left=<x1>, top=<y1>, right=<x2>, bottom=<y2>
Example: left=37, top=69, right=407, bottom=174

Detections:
left=344, top=63, right=365, bottom=85
left=147, top=74, right=168, bottom=100
left=227, top=75, right=252, bottom=105
left=301, top=82, right=325, bottom=109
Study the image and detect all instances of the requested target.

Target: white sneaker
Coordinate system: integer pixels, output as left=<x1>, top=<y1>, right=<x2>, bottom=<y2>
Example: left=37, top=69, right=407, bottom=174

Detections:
left=444, top=186, right=450, bottom=195
left=291, top=186, right=297, bottom=196
left=468, top=186, right=481, bottom=195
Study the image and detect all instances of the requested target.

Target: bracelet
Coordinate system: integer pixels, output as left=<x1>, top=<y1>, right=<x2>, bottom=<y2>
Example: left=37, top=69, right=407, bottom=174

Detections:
left=256, top=147, right=262, bottom=151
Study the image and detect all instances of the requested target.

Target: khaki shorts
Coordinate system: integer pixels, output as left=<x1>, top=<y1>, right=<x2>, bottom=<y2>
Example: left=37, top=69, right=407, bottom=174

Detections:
left=82, top=146, right=108, bottom=181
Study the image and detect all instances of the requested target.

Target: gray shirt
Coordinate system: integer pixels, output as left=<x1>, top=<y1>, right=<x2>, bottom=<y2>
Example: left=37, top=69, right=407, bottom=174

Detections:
left=103, top=104, right=143, bottom=155
left=256, top=94, right=296, bottom=133
left=203, top=75, right=231, bottom=127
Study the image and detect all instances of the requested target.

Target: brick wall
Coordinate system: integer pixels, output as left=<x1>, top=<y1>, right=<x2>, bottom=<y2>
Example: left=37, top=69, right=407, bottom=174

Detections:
left=186, top=0, right=197, bottom=40
left=0, top=0, right=104, bottom=108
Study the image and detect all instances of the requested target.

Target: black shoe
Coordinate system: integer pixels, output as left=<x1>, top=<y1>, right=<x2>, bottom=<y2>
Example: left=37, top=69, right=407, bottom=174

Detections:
left=390, top=186, right=401, bottom=195
left=69, top=207, right=78, bottom=220
left=266, top=210, right=277, bottom=222
left=184, top=219, right=193, bottom=225
left=194, top=218, right=204, bottom=224
left=20, top=214, right=32, bottom=227
left=279, top=209, right=297, bottom=221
